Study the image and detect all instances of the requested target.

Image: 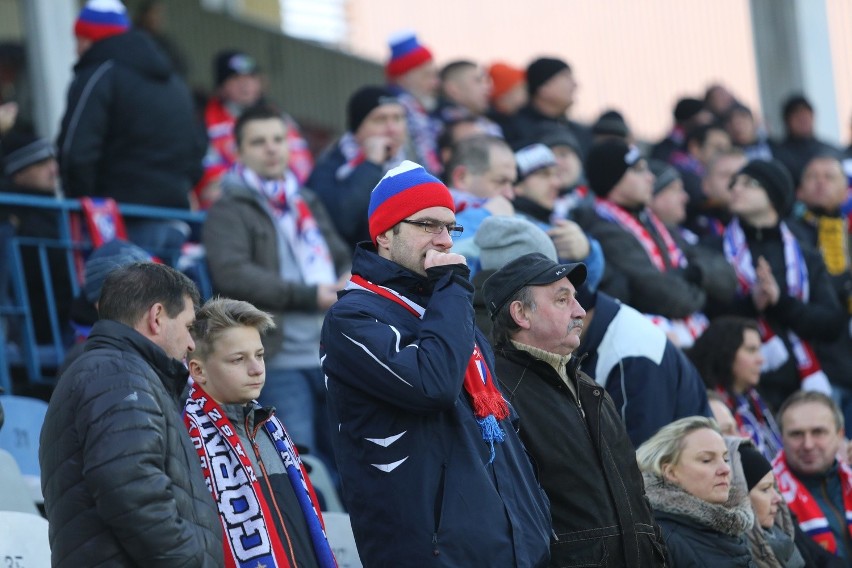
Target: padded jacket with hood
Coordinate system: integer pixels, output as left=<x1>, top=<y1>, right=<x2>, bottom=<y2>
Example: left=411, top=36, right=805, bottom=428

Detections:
left=57, top=30, right=203, bottom=208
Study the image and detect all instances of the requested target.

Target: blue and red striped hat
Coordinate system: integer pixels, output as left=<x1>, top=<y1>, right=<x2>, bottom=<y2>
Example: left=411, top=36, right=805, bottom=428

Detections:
left=368, top=160, right=454, bottom=243
left=74, top=0, right=130, bottom=42
left=386, top=31, right=433, bottom=79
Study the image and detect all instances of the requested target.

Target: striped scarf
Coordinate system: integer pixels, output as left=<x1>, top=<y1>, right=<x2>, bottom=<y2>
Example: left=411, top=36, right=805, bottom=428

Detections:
left=724, top=218, right=831, bottom=394
left=391, top=88, right=442, bottom=175
left=346, top=274, right=509, bottom=462
left=773, top=451, right=852, bottom=555
left=334, top=132, right=405, bottom=181
left=594, top=198, right=707, bottom=346
left=235, top=164, right=336, bottom=285
left=716, top=387, right=781, bottom=461
left=184, top=382, right=337, bottom=568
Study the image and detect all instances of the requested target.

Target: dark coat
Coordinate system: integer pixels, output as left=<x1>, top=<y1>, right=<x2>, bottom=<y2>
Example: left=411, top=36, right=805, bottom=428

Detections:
left=57, top=31, right=203, bottom=208
left=320, top=245, right=552, bottom=567
left=645, top=472, right=756, bottom=568
left=203, top=176, right=351, bottom=358
left=493, top=344, right=667, bottom=567
left=704, top=221, right=845, bottom=409
left=306, top=140, right=384, bottom=249
left=39, top=320, right=222, bottom=567
left=574, top=204, right=737, bottom=319
left=579, top=292, right=711, bottom=447
left=503, top=103, right=593, bottom=159
left=787, top=213, right=852, bottom=390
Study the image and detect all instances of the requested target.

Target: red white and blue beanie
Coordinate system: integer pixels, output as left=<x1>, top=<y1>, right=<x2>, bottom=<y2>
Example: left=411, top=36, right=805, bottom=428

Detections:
left=386, top=31, right=433, bottom=79
left=368, top=160, right=454, bottom=243
left=75, top=0, right=130, bottom=42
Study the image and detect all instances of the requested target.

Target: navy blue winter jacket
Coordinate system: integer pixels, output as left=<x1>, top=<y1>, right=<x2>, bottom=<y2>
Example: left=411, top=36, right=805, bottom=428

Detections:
left=579, top=292, right=711, bottom=447
left=320, top=244, right=551, bottom=567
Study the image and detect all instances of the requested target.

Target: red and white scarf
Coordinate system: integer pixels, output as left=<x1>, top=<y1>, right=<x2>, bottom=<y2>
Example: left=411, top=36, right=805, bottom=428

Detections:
left=236, top=165, right=336, bottom=285
left=346, top=274, right=509, bottom=462
left=594, top=198, right=685, bottom=271
left=595, top=198, right=707, bottom=346
left=724, top=218, right=831, bottom=394
left=334, top=132, right=405, bottom=181
left=184, top=382, right=336, bottom=568
left=393, top=89, right=442, bottom=175
left=773, top=450, right=852, bottom=555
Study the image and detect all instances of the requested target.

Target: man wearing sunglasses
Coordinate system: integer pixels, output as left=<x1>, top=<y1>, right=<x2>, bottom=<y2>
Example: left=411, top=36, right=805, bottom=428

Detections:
left=320, top=160, right=552, bottom=567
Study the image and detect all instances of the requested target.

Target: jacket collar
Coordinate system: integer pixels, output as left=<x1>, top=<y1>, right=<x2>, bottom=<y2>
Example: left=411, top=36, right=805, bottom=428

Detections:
left=578, top=292, right=619, bottom=355
left=349, top=243, right=436, bottom=304
left=86, top=319, right=189, bottom=397
left=643, top=471, right=754, bottom=536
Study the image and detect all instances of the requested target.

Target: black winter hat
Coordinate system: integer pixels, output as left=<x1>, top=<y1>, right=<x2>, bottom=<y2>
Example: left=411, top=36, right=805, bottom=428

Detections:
left=649, top=159, right=681, bottom=195
left=1, top=131, right=55, bottom=177
left=526, top=57, right=569, bottom=97
left=592, top=110, right=629, bottom=139
left=782, top=93, right=813, bottom=122
left=347, top=86, right=399, bottom=133
left=584, top=139, right=643, bottom=197
left=738, top=442, right=772, bottom=492
left=674, top=98, right=705, bottom=123
left=737, top=159, right=794, bottom=216
left=214, top=50, right=259, bottom=87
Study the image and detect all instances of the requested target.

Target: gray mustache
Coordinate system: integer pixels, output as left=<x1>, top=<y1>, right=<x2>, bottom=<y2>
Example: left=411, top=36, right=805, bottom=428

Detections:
left=567, top=319, right=584, bottom=332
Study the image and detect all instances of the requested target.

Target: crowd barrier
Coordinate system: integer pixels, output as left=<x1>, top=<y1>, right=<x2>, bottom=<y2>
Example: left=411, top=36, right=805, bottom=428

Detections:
left=0, top=192, right=208, bottom=392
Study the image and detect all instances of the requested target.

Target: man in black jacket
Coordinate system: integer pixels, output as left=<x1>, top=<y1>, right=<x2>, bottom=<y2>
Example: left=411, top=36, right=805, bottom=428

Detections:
left=483, top=252, right=667, bottom=567
left=39, top=262, right=222, bottom=567
left=56, top=0, right=203, bottom=253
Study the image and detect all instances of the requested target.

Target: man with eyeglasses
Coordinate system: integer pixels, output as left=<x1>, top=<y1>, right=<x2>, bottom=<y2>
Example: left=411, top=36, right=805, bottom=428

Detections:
left=204, top=105, right=352, bottom=477
left=320, top=160, right=552, bottom=567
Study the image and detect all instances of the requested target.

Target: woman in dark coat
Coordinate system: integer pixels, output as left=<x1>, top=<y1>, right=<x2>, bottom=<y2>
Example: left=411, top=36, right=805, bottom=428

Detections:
left=637, top=416, right=757, bottom=567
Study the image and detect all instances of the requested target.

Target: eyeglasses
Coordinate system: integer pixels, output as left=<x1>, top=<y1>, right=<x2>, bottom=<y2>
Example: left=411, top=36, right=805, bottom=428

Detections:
left=400, top=219, right=464, bottom=238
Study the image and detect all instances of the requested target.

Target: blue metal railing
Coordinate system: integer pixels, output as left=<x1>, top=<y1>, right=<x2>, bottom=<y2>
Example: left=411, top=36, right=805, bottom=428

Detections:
left=0, top=192, right=208, bottom=391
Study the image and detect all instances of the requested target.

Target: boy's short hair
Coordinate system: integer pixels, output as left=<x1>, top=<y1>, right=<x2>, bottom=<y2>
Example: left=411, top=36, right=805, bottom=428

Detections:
left=189, top=297, right=275, bottom=361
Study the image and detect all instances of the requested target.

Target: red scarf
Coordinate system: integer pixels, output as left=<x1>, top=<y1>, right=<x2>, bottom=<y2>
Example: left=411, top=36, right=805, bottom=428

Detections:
left=773, top=450, right=852, bottom=554
left=594, top=198, right=685, bottom=271
left=347, top=274, right=509, bottom=461
left=594, top=198, right=708, bottom=345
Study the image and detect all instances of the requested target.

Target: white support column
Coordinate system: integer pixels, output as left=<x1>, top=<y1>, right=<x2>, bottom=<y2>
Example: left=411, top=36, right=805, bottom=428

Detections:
left=750, top=0, right=839, bottom=143
left=792, top=0, right=838, bottom=143
left=20, top=0, right=77, bottom=140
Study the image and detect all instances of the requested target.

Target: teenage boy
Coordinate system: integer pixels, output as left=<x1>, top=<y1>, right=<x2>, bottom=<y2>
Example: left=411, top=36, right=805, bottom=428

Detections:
left=185, top=297, right=336, bottom=568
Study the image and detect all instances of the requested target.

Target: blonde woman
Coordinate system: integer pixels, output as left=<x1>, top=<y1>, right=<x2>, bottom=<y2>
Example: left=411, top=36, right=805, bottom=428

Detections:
left=637, top=416, right=756, bottom=567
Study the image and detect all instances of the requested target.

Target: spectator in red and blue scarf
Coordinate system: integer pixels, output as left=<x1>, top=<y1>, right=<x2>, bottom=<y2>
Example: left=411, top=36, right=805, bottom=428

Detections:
left=688, top=316, right=782, bottom=461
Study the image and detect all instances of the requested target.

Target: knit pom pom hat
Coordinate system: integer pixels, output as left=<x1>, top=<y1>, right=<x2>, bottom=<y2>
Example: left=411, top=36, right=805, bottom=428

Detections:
left=386, top=31, right=433, bottom=79
left=74, top=0, right=130, bottom=42
left=368, top=160, right=454, bottom=243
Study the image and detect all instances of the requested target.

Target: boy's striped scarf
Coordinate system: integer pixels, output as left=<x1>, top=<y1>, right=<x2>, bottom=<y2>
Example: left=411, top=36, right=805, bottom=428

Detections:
left=184, top=382, right=337, bottom=568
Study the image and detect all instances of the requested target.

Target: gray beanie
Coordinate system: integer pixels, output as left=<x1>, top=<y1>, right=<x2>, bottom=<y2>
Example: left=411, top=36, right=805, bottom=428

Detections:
left=475, top=216, right=557, bottom=272
left=84, top=239, right=153, bottom=303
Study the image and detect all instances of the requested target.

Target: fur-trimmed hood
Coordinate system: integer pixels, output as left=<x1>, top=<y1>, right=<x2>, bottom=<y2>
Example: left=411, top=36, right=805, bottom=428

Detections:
left=643, top=470, right=754, bottom=537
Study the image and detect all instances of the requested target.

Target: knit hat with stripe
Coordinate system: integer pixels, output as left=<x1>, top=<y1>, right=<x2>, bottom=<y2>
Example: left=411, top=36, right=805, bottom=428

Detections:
left=75, top=0, right=130, bottom=42
left=386, top=31, right=433, bottom=79
left=368, top=160, right=454, bottom=243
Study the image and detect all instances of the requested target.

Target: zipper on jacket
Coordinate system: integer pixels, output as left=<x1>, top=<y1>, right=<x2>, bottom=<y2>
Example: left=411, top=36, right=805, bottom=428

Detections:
left=432, top=462, right=447, bottom=557
left=820, top=480, right=852, bottom=556
left=247, top=412, right=300, bottom=566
